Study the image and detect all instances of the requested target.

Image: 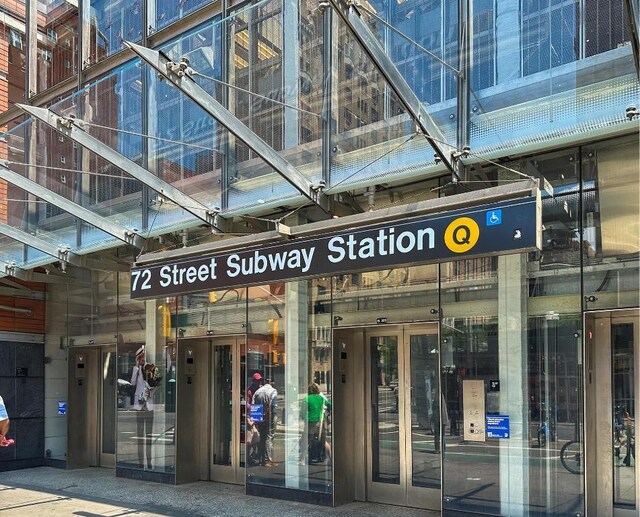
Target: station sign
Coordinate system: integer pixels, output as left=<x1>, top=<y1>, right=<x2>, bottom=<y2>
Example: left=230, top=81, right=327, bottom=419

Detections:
left=131, top=196, right=540, bottom=299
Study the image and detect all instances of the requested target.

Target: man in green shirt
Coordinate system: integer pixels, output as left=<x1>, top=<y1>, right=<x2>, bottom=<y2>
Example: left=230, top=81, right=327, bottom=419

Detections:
left=299, top=383, right=331, bottom=465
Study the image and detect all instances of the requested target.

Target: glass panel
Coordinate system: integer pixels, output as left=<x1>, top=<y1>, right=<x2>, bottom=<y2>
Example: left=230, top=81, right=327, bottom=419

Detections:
left=370, top=335, right=400, bottom=484
left=177, top=288, right=246, bottom=339
left=212, top=344, right=232, bottom=466
left=117, top=270, right=176, bottom=475
left=36, top=1, right=78, bottom=93
left=469, top=0, right=637, bottom=160
left=612, top=322, right=636, bottom=508
left=246, top=280, right=332, bottom=495
left=154, top=0, right=213, bottom=33
left=441, top=239, right=585, bottom=516
left=409, top=332, right=440, bottom=488
left=330, top=3, right=458, bottom=189
left=102, top=349, right=116, bottom=455
left=154, top=20, right=225, bottom=231
left=224, top=0, right=321, bottom=212
left=240, top=341, right=247, bottom=468
left=44, top=66, right=144, bottom=248
left=89, top=0, right=142, bottom=65
left=582, top=136, right=640, bottom=311
left=331, top=262, right=439, bottom=327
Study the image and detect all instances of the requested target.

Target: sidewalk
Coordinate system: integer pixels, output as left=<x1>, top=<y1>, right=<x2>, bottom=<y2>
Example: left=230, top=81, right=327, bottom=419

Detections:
left=0, top=467, right=438, bottom=516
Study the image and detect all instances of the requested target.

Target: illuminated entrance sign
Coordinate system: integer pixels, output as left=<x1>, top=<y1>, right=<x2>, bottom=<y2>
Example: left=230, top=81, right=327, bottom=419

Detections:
left=131, top=197, right=540, bottom=299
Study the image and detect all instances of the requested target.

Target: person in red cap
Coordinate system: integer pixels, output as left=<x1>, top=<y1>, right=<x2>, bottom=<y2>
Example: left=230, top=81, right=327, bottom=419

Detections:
left=246, top=372, right=263, bottom=466
left=247, top=372, right=262, bottom=403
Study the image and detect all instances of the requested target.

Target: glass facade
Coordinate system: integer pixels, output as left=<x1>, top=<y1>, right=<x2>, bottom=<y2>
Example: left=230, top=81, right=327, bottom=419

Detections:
left=115, top=270, right=176, bottom=475
left=0, top=0, right=634, bottom=272
left=0, top=0, right=637, bottom=513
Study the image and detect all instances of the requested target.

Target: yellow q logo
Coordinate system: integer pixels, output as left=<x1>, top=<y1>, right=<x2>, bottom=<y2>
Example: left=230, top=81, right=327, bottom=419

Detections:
left=444, top=217, right=480, bottom=253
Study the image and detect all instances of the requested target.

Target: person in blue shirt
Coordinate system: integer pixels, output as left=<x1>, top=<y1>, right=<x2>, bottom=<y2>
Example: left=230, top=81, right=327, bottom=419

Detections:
left=252, top=379, right=278, bottom=467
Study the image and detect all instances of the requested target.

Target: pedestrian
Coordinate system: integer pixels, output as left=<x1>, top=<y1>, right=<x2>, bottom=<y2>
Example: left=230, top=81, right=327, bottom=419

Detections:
left=246, top=372, right=263, bottom=466
left=299, top=383, right=331, bottom=465
left=0, top=395, right=14, bottom=447
left=131, top=346, right=159, bottom=469
left=252, top=378, right=278, bottom=467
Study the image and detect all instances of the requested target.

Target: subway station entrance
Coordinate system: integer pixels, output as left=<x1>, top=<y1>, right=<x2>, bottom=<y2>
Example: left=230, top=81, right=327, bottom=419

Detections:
left=333, top=323, right=441, bottom=510
left=67, top=345, right=116, bottom=469
left=175, top=336, right=246, bottom=485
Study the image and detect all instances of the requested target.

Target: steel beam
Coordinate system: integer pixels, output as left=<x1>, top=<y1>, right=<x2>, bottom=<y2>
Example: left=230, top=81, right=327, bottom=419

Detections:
left=456, top=0, right=472, bottom=182
left=0, top=221, right=81, bottom=266
left=0, top=162, right=145, bottom=248
left=17, top=104, right=224, bottom=233
left=124, top=41, right=331, bottom=213
left=328, top=0, right=457, bottom=177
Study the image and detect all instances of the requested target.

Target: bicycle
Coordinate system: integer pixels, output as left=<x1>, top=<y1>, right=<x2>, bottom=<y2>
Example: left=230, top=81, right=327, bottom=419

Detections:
left=560, top=440, right=583, bottom=474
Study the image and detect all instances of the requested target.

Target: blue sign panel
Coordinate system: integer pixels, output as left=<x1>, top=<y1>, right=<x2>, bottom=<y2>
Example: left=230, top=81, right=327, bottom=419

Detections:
left=57, top=401, right=67, bottom=415
left=486, top=415, right=510, bottom=438
left=486, top=209, right=502, bottom=226
left=249, top=404, right=264, bottom=422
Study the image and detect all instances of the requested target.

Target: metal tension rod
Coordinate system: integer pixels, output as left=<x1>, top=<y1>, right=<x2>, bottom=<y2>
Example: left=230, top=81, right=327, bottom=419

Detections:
left=0, top=162, right=145, bottom=248
left=0, top=221, right=81, bottom=267
left=327, top=0, right=457, bottom=178
left=18, top=104, right=225, bottom=233
left=124, top=41, right=331, bottom=214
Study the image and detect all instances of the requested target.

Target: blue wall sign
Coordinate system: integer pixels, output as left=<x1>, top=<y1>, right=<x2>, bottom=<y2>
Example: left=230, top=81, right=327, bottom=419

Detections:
left=249, top=404, right=263, bottom=422
left=57, top=401, right=67, bottom=415
left=486, top=415, right=510, bottom=438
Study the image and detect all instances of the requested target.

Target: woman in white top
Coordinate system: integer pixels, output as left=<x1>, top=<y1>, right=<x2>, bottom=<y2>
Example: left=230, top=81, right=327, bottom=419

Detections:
left=131, top=347, right=156, bottom=469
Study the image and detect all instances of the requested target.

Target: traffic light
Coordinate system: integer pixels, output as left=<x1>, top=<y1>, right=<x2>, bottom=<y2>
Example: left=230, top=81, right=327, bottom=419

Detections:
left=160, top=304, right=172, bottom=338
left=267, top=318, right=279, bottom=344
left=209, top=292, right=218, bottom=304
left=271, top=350, right=279, bottom=365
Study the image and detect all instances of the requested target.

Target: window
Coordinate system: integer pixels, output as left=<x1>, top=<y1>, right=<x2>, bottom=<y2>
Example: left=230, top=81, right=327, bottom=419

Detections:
left=9, top=29, right=23, bottom=50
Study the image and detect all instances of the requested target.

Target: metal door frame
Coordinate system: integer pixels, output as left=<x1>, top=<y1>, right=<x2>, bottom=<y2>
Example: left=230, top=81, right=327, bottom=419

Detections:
left=403, top=324, right=441, bottom=509
left=586, top=308, right=639, bottom=516
left=98, top=345, right=117, bottom=468
left=364, top=322, right=440, bottom=509
left=209, top=335, right=245, bottom=485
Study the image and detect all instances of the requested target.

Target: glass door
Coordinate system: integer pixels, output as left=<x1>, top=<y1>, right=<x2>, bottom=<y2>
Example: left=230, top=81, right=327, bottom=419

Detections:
left=405, top=328, right=441, bottom=508
left=366, top=324, right=441, bottom=510
left=99, top=346, right=116, bottom=468
left=611, top=315, right=638, bottom=514
left=588, top=310, right=639, bottom=516
left=210, top=336, right=245, bottom=484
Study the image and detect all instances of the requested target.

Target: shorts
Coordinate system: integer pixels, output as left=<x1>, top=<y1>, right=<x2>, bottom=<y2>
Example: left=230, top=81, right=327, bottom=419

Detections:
left=0, top=396, right=8, bottom=421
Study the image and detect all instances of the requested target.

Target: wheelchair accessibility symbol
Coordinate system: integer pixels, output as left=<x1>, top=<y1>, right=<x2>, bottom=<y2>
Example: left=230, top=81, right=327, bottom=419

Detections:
left=486, top=209, right=502, bottom=226
left=444, top=217, right=480, bottom=254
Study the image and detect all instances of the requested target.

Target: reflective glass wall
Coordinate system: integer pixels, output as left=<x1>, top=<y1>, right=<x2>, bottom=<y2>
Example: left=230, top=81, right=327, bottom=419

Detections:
left=116, top=267, right=176, bottom=475
left=35, top=1, right=78, bottom=94
left=246, top=280, right=333, bottom=498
